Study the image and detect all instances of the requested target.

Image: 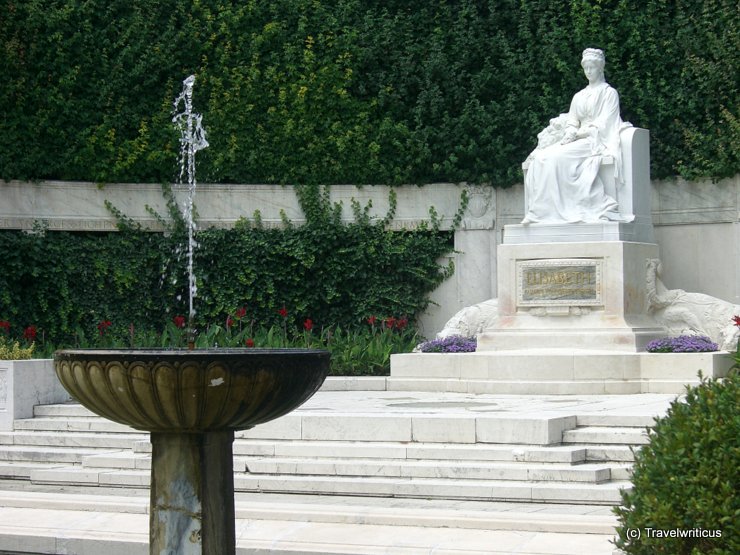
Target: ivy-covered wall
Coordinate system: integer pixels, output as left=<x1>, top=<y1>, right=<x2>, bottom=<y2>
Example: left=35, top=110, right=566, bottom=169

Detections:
left=0, top=186, right=454, bottom=346
left=1, top=0, right=737, bottom=186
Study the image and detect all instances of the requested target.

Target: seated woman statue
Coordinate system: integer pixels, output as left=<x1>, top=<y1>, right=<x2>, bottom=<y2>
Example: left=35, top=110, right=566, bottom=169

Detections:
left=522, top=48, right=632, bottom=224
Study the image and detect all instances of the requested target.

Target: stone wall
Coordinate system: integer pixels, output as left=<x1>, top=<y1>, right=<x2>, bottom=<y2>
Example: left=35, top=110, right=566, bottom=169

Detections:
left=2, top=176, right=738, bottom=336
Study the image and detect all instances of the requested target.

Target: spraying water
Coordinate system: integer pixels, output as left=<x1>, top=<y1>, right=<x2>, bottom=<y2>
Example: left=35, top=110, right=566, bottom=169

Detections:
left=172, top=75, right=208, bottom=346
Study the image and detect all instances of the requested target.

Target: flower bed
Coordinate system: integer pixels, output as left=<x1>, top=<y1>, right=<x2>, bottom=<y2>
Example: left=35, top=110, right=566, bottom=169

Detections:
left=417, top=335, right=477, bottom=353
left=645, top=335, right=719, bottom=353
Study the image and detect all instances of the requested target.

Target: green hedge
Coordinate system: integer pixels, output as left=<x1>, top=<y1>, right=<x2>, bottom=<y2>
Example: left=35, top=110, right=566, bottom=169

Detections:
left=614, top=371, right=740, bottom=554
left=1, top=0, right=737, bottom=185
left=0, top=186, right=453, bottom=346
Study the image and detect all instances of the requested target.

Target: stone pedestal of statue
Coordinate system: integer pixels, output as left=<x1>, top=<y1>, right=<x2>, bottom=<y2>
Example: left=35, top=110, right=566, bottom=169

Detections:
left=476, top=240, right=666, bottom=352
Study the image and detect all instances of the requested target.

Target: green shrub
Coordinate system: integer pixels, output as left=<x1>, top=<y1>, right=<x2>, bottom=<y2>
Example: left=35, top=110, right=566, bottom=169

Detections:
left=0, top=337, right=35, bottom=360
left=614, top=371, right=740, bottom=554
left=0, top=185, right=453, bottom=349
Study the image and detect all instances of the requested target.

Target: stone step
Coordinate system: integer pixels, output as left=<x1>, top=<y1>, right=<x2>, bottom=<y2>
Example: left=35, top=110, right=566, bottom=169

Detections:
left=607, top=463, right=634, bottom=481
left=575, top=414, right=656, bottom=428
left=586, top=445, right=638, bottom=462
left=108, top=435, right=639, bottom=465
left=239, top=457, right=615, bottom=483
left=0, top=431, right=146, bottom=449
left=13, top=417, right=134, bottom=434
left=0, top=461, right=69, bottom=479
left=0, top=445, right=115, bottom=464
left=137, top=437, right=593, bottom=463
left=0, top=488, right=619, bottom=535
left=234, top=474, right=630, bottom=505
left=391, top=351, right=732, bottom=394
left=81, top=450, right=617, bottom=484
left=28, top=465, right=629, bottom=504
left=388, top=377, right=643, bottom=395
left=33, top=403, right=96, bottom=418
left=82, top=451, right=153, bottom=471
left=392, top=351, right=643, bottom=381
left=563, top=426, right=649, bottom=445
left=0, top=489, right=619, bottom=554
left=31, top=465, right=150, bottom=488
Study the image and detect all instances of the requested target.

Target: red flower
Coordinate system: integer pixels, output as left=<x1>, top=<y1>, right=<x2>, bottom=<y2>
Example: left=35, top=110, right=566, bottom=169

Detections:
left=97, top=320, right=112, bottom=336
left=278, top=306, right=288, bottom=318
left=235, top=306, right=247, bottom=319
left=385, top=316, right=397, bottom=329
left=173, top=315, right=187, bottom=329
left=396, top=317, right=408, bottom=330
left=23, top=325, right=37, bottom=341
left=367, top=315, right=377, bottom=326
left=226, top=316, right=234, bottom=328
left=303, top=318, right=314, bottom=331
left=245, top=338, right=255, bottom=348
left=732, top=315, right=740, bottom=327
left=0, top=320, right=9, bottom=334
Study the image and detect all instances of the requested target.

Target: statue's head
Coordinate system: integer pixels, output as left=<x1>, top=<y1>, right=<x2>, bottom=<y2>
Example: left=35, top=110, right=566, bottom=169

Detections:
left=581, top=48, right=605, bottom=70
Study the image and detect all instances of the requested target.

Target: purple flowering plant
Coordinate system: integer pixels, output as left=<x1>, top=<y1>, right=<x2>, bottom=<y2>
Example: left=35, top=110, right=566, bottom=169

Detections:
left=418, top=335, right=477, bottom=353
left=645, top=335, right=718, bottom=353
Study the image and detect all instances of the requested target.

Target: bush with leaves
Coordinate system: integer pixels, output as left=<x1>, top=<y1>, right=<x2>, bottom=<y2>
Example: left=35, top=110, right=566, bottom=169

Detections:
left=1, top=0, right=737, bottom=185
left=0, top=337, right=35, bottom=360
left=0, top=185, right=453, bottom=351
left=614, top=371, right=740, bottom=554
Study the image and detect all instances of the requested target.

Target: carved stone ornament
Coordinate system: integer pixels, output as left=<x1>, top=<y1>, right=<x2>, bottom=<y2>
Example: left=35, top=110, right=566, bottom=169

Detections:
left=463, top=183, right=494, bottom=229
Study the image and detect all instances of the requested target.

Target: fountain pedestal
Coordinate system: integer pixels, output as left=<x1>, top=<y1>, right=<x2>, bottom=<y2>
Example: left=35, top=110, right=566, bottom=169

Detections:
left=54, top=348, right=329, bottom=555
left=150, top=430, right=236, bottom=554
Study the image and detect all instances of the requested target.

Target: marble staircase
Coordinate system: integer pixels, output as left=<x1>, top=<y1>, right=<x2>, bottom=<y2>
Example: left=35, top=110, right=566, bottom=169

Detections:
left=0, top=393, right=663, bottom=507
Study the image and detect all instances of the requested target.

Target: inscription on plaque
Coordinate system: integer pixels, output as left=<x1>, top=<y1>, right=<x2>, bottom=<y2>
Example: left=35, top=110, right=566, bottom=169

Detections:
left=517, top=259, right=602, bottom=307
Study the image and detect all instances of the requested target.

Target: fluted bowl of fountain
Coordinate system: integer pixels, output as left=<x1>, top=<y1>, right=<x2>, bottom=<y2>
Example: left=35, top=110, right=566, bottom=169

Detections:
left=54, top=348, right=330, bottom=433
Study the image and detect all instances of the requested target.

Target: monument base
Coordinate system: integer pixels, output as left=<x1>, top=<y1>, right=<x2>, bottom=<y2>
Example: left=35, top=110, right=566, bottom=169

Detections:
left=390, top=350, right=732, bottom=395
left=479, top=239, right=666, bottom=352
left=503, top=221, right=654, bottom=245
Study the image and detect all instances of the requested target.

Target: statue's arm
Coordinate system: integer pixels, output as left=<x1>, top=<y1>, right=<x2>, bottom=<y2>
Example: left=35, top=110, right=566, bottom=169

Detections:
left=560, top=97, right=580, bottom=144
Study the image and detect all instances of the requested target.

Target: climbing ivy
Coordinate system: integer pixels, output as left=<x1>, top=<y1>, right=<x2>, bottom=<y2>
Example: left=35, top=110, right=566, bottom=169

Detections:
left=0, top=186, right=453, bottom=346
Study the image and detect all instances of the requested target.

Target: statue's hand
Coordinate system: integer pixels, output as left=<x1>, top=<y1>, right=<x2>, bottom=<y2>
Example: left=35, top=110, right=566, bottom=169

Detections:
left=560, top=130, right=577, bottom=144
left=576, top=125, right=598, bottom=140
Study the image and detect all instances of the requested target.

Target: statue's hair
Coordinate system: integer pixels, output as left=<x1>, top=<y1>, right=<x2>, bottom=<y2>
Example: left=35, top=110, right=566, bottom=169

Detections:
left=581, top=48, right=605, bottom=68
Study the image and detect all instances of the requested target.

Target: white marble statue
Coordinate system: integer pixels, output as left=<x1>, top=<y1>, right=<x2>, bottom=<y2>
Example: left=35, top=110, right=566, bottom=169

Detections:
left=646, top=259, right=740, bottom=351
left=522, top=48, right=632, bottom=224
left=437, top=298, right=499, bottom=339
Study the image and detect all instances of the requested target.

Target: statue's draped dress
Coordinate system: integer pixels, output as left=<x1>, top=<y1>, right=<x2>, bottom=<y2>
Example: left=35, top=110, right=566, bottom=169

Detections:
left=523, top=82, right=625, bottom=223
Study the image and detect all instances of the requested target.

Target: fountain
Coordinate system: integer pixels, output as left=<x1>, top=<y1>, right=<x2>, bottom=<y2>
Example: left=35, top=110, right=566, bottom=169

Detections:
left=54, top=76, right=330, bottom=554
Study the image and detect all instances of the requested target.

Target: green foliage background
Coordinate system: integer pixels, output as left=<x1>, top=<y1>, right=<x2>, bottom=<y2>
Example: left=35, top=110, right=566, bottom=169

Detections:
left=0, top=186, right=453, bottom=347
left=1, top=0, right=738, bottom=186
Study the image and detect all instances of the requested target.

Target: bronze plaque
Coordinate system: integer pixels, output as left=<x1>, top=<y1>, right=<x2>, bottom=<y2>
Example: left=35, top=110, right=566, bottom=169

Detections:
left=517, top=259, right=602, bottom=306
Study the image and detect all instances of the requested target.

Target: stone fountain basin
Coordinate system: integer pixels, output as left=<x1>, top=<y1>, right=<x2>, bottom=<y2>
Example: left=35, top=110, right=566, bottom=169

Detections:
left=54, top=348, right=330, bottom=433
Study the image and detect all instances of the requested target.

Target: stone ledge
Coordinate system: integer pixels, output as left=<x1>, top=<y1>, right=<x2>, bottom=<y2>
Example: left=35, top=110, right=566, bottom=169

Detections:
left=390, top=351, right=732, bottom=395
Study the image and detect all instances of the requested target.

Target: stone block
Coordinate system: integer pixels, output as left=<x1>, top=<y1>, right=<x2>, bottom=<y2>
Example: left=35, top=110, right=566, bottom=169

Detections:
left=0, top=360, right=70, bottom=431
left=411, top=416, right=476, bottom=443
left=476, top=415, right=576, bottom=445
left=237, top=414, right=302, bottom=440
left=639, top=352, right=733, bottom=380
left=301, top=415, right=412, bottom=442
